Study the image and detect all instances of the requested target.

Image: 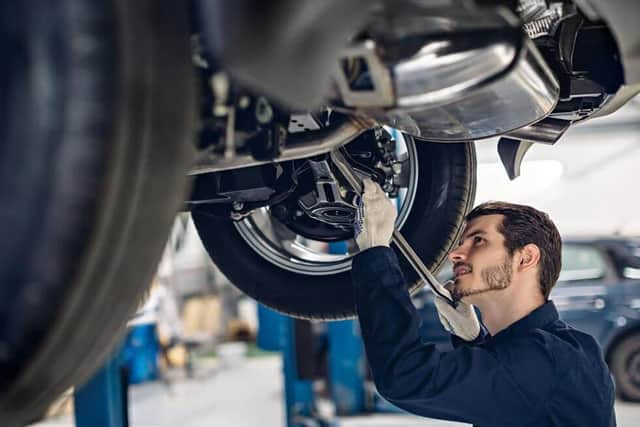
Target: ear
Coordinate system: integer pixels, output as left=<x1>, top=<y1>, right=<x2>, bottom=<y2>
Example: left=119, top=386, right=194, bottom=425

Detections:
left=518, top=244, right=540, bottom=272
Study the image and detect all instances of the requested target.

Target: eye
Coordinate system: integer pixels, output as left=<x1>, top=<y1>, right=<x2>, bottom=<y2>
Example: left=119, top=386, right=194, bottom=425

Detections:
left=473, top=236, right=484, bottom=246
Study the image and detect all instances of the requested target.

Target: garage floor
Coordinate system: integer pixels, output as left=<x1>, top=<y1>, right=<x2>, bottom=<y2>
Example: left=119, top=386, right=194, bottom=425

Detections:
left=31, top=356, right=639, bottom=427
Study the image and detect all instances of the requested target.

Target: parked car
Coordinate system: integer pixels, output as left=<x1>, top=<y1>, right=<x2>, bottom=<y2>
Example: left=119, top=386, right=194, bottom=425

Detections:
left=413, top=236, right=640, bottom=401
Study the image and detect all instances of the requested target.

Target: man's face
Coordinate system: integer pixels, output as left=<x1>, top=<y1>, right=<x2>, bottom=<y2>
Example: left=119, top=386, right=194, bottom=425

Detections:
left=446, top=214, right=514, bottom=302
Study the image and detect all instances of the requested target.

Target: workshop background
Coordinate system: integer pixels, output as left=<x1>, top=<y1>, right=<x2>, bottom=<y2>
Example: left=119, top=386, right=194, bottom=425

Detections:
left=33, top=98, right=640, bottom=427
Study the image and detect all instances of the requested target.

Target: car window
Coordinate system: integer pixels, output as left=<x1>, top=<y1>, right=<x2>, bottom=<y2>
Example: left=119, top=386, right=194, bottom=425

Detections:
left=621, top=242, right=640, bottom=279
left=558, top=244, right=608, bottom=283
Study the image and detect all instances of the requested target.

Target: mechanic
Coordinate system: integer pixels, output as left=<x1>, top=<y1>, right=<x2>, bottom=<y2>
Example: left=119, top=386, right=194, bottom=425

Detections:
left=352, top=179, right=616, bottom=426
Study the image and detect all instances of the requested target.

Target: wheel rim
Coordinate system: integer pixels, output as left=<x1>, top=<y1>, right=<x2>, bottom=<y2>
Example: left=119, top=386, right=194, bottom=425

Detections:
left=234, top=131, right=419, bottom=275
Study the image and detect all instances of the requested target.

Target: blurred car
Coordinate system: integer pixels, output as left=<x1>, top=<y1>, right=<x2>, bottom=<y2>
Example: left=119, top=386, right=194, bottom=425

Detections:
left=413, top=237, right=640, bottom=401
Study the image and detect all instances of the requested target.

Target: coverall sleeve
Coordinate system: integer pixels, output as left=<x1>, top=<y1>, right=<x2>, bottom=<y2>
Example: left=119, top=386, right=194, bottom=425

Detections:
left=352, top=247, right=555, bottom=426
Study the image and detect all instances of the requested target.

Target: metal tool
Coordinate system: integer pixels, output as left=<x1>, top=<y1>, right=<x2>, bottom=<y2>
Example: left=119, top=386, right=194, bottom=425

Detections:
left=330, top=149, right=458, bottom=307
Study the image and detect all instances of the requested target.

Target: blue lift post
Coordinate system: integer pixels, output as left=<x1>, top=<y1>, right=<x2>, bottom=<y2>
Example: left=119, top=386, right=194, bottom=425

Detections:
left=73, top=319, right=161, bottom=426
left=326, top=319, right=406, bottom=415
left=256, top=241, right=409, bottom=426
left=258, top=304, right=341, bottom=427
left=74, top=342, right=129, bottom=427
left=326, top=320, right=365, bottom=415
left=282, top=316, right=317, bottom=427
left=326, top=318, right=407, bottom=415
left=325, top=240, right=365, bottom=415
left=258, top=304, right=317, bottom=427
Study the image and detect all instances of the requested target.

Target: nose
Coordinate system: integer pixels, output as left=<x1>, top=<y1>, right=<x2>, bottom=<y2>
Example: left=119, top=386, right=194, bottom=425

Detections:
left=448, top=245, right=467, bottom=263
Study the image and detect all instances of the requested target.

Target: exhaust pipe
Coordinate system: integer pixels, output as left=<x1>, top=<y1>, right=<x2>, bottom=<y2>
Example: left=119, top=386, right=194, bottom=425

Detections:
left=332, top=8, right=560, bottom=142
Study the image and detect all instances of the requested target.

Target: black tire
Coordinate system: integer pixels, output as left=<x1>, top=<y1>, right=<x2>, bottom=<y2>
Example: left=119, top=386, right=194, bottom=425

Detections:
left=0, top=1, right=195, bottom=425
left=192, top=140, right=475, bottom=320
left=610, top=334, right=640, bottom=401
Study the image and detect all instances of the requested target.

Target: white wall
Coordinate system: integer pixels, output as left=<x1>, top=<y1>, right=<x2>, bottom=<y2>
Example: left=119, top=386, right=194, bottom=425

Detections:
left=473, top=99, right=640, bottom=236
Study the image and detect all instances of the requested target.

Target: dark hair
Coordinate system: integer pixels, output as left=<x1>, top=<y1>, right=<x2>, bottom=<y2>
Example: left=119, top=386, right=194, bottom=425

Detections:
left=466, top=201, right=562, bottom=299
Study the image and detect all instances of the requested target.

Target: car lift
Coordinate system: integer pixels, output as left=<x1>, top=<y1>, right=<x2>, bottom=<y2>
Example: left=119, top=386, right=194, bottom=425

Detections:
left=73, top=241, right=399, bottom=427
left=73, top=303, right=404, bottom=427
left=74, top=309, right=353, bottom=427
left=257, top=302, right=408, bottom=427
left=73, top=320, right=159, bottom=427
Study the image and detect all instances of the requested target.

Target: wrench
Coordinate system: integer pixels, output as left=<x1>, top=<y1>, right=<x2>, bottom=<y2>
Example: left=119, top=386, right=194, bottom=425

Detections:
left=330, top=149, right=458, bottom=307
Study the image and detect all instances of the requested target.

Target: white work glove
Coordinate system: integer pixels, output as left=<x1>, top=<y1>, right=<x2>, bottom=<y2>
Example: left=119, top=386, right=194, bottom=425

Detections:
left=433, top=288, right=481, bottom=341
left=354, top=179, right=397, bottom=251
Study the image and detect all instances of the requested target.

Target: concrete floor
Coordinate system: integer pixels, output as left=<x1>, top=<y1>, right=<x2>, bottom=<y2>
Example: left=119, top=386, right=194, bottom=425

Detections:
left=33, top=356, right=640, bottom=427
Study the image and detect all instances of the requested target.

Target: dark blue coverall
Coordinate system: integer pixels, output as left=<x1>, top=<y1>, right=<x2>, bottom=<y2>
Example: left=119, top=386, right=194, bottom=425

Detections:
left=352, top=247, right=616, bottom=427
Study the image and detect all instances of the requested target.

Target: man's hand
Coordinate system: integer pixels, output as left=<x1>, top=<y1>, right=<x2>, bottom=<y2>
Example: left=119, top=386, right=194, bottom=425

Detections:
left=354, top=179, right=397, bottom=251
left=433, top=289, right=481, bottom=341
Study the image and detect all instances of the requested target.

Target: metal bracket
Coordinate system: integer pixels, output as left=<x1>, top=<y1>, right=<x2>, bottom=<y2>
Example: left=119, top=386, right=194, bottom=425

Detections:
left=333, top=40, right=395, bottom=108
left=497, top=137, right=534, bottom=180
left=74, top=346, right=129, bottom=427
left=298, top=160, right=357, bottom=228
left=504, top=117, right=571, bottom=145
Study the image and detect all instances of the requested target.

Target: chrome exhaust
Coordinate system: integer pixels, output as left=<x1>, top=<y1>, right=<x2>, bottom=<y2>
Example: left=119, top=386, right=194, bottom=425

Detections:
left=332, top=9, right=560, bottom=142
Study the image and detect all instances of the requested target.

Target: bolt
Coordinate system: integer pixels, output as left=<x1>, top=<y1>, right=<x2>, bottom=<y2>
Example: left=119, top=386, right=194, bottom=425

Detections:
left=238, top=96, right=251, bottom=109
left=255, top=97, right=274, bottom=124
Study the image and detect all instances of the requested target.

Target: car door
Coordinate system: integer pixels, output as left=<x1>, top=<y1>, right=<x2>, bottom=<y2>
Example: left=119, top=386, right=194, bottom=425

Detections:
left=550, top=242, right=615, bottom=342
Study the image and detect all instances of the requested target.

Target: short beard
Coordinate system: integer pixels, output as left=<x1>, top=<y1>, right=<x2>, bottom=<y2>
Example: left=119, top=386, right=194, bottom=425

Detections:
left=449, top=257, right=513, bottom=302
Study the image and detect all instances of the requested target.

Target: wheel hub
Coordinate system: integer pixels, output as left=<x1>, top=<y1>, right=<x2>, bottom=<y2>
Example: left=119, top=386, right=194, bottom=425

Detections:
left=277, top=128, right=406, bottom=241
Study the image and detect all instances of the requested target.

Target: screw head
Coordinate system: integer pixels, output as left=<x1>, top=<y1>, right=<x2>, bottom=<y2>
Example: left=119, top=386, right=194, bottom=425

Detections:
left=255, top=97, right=274, bottom=124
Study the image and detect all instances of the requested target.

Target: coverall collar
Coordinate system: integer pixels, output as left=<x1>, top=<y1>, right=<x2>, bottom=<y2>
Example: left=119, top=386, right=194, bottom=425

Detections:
left=488, top=300, right=559, bottom=342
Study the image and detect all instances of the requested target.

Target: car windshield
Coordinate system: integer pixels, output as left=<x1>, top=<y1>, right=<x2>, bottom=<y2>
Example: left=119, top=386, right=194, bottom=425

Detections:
left=558, top=244, right=608, bottom=282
